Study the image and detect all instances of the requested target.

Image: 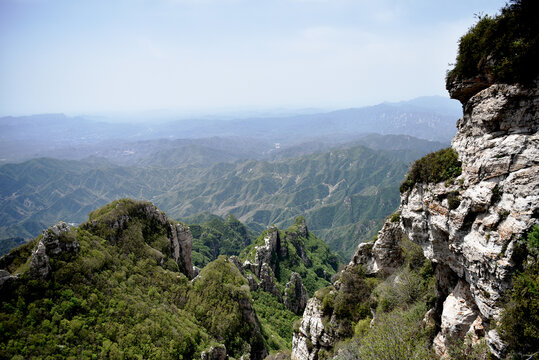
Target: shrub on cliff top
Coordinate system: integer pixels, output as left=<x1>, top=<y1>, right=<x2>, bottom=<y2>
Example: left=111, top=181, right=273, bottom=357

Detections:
left=447, top=0, right=539, bottom=85
left=400, top=148, right=461, bottom=193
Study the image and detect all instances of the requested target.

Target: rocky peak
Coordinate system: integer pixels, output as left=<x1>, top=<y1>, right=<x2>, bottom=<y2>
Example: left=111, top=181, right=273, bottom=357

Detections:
left=169, top=222, right=194, bottom=279
left=82, top=200, right=195, bottom=279
left=284, top=272, right=308, bottom=314
left=254, top=227, right=282, bottom=276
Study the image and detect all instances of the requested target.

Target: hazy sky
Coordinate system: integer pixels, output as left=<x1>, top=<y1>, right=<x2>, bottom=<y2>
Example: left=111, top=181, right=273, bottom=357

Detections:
left=0, top=0, right=506, bottom=116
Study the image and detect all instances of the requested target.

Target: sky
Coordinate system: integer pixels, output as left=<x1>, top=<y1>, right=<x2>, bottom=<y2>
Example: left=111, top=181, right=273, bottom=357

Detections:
left=0, top=0, right=507, bottom=116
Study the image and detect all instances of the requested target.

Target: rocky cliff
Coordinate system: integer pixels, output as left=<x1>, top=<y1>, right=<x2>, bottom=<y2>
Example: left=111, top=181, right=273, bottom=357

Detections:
left=291, top=78, right=538, bottom=359
left=400, top=78, right=538, bottom=357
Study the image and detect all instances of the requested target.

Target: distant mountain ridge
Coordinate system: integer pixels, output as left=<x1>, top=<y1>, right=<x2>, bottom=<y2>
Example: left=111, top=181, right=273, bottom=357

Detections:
left=0, top=96, right=458, bottom=164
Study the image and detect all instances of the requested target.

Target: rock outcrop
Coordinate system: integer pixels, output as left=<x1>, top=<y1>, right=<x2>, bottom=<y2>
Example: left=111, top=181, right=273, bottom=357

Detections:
left=30, top=222, right=80, bottom=278
left=169, top=222, right=194, bottom=279
left=399, top=79, right=539, bottom=357
left=258, top=263, right=282, bottom=300
left=201, top=345, right=227, bottom=360
left=253, top=228, right=282, bottom=277
left=348, top=219, right=403, bottom=275
left=284, top=272, right=308, bottom=314
left=82, top=200, right=195, bottom=278
left=291, top=297, right=335, bottom=360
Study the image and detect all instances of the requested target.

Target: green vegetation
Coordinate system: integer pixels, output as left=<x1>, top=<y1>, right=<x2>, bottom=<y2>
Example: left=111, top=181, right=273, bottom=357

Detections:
left=498, top=225, right=539, bottom=358
left=0, top=200, right=342, bottom=358
left=240, top=219, right=339, bottom=297
left=313, top=235, right=437, bottom=359
left=400, top=148, right=462, bottom=193
left=447, top=0, right=539, bottom=85
left=185, top=256, right=267, bottom=359
left=333, top=303, right=435, bottom=360
left=0, top=226, right=207, bottom=359
left=190, top=214, right=254, bottom=268
left=251, top=290, right=301, bottom=350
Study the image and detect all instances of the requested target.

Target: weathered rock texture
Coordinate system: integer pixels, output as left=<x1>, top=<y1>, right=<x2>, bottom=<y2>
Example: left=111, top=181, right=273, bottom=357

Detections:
left=169, top=222, right=194, bottom=279
left=30, top=222, right=80, bottom=278
left=400, top=80, right=539, bottom=357
left=349, top=219, right=403, bottom=275
left=284, top=272, right=308, bottom=315
left=291, top=297, right=335, bottom=360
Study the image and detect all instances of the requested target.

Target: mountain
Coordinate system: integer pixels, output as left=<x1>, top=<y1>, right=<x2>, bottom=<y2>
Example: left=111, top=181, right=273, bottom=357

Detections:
left=154, top=144, right=408, bottom=259
left=0, top=96, right=458, bottom=164
left=0, top=199, right=340, bottom=359
left=1, top=137, right=445, bottom=259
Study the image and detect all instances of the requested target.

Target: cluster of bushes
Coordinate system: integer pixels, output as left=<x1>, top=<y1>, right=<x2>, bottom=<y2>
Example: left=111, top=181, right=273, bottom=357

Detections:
left=447, top=0, right=539, bottom=85
left=400, top=148, right=462, bottom=193
left=0, top=227, right=205, bottom=359
left=314, top=236, right=437, bottom=359
left=498, top=225, right=539, bottom=358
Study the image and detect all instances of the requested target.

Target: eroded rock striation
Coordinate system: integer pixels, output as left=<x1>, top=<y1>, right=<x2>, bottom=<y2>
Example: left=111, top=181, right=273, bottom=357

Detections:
left=291, top=297, right=335, bottom=360
left=399, top=79, right=539, bottom=357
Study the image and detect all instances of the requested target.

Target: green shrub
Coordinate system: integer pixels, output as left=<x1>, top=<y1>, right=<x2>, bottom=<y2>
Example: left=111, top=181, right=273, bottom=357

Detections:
left=333, top=303, right=434, bottom=360
left=447, top=191, right=461, bottom=210
left=447, top=0, right=539, bottom=85
left=527, top=225, right=539, bottom=252
left=400, top=148, right=462, bottom=193
left=498, top=226, right=539, bottom=357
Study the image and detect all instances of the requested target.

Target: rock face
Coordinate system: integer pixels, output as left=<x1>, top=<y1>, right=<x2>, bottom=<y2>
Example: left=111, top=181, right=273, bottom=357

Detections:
left=291, top=297, right=335, bottom=360
left=258, top=263, right=282, bottom=300
left=253, top=228, right=282, bottom=276
left=400, top=79, right=539, bottom=357
left=169, top=223, right=194, bottom=279
left=284, top=272, right=308, bottom=314
left=349, top=219, right=403, bottom=275
left=201, top=345, right=226, bottom=360
left=30, top=222, right=80, bottom=279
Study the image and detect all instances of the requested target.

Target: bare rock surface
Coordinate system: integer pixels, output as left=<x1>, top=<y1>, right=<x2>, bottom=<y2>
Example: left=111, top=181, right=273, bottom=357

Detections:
left=30, top=222, right=79, bottom=279
left=284, top=272, right=308, bottom=314
left=400, top=80, right=539, bottom=356
left=291, top=297, right=335, bottom=360
left=169, top=222, right=194, bottom=279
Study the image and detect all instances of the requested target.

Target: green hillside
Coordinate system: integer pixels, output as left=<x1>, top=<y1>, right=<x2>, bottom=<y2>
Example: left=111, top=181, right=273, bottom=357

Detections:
left=189, top=214, right=255, bottom=267
left=1, top=144, right=408, bottom=258
left=158, top=145, right=406, bottom=258
left=0, top=199, right=341, bottom=359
